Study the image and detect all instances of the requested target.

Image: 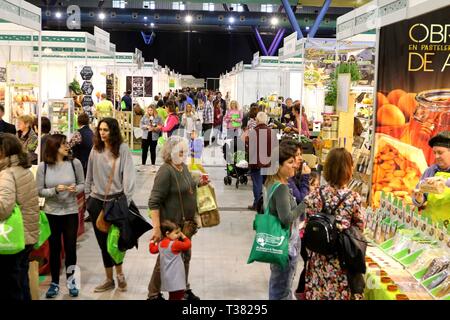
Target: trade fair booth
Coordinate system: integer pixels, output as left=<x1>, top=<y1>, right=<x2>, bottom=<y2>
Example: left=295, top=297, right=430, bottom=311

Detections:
left=219, top=53, right=303, bottom=110
left=335, top=0, right=450, bottom=300
left=0, top=0, right=41, bottom=125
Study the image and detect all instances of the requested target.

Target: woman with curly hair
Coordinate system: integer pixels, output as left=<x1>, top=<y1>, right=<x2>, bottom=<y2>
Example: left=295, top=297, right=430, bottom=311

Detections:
left=85, top=118, right=136, bottom=293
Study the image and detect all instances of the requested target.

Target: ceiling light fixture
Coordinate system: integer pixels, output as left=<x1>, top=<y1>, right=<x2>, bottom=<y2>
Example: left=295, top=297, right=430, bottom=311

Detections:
left=55, top=12, right=62, bottom=19
left=144, top=16, right=148, bottom=20
left=99, top=12, right=106, bottom=20
left=305, top=26, right=310, bottom=30
left=150, top=22, right=155, bottom=27
left=185, top=15, right=193, bottom=23
left=229, top=16, right=235, bottom=24
left=270, top=17, right=279, bottom=26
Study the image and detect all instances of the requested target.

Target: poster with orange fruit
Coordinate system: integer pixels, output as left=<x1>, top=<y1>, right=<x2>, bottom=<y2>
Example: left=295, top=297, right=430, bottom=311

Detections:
left=372, top=6, right=450, bottom=208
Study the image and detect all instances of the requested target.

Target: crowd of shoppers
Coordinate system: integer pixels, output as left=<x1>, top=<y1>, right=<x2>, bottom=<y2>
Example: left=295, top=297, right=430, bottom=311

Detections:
left=0, top=85, right=372, bottom=302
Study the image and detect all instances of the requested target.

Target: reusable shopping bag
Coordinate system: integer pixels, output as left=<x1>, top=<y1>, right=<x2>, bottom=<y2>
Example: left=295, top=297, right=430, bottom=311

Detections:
left=247, top=182, right=290, bottom=268
left=107, top=225, right=126, bottom=264
left=197, top=185, right=218, bottom=214
left=121, top=100, right=126, bottom=111
left=34, top=211, right=51, bottom=249
left=231, top=113, right=241, bottom=128
left=0, top=204, right=25, bottom=255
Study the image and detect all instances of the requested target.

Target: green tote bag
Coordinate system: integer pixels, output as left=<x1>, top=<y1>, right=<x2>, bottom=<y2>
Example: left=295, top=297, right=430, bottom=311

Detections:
left=0, top=204, right=25, bottom=255
left=34, top=211, right=51, bottom=249
left=247, top=182, right=290, bottom=268
left=107, top=225, right=126, bottom=264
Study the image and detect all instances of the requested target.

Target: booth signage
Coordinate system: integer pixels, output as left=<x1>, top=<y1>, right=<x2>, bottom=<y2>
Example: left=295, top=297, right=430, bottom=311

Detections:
left=0, top=67, right=6, bottom=82
left=169, top=78, right=175, bottom=88
left=94, top=26, right=110, bottom=54
left=81, top=81, right=94, bottom=96
left=371, top=5, right=450, bottom=227
left=283, top=32, right=298, bottom=58
left=6, top=62, right=39, bottom=87
left=252, top=52, right=260, bottom=68
left=80, top=66, right=93, bottom=80
left=82, top=95, right=94, bottom=108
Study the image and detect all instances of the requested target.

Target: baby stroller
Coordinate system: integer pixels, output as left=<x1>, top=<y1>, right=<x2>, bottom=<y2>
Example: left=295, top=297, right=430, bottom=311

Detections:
left=223, top=139, right=249, bottom=188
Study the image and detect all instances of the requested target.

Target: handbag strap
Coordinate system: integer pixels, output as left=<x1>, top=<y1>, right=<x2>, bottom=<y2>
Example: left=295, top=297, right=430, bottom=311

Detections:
left=264, top=182, right=282, bottom=216
left=169, top=164, right=186, bottom=222
left=70, top=160, right=78, bottom=185
left=319, top=186, right=352, bottom=215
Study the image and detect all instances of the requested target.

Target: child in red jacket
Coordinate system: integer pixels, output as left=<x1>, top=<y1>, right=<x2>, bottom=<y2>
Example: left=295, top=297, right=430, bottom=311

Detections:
left=149, top=220, right=191, bottom=300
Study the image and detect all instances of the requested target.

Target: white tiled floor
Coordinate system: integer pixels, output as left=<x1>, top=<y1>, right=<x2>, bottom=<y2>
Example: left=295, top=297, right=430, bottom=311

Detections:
left=38, top=146, right=303, bottom=300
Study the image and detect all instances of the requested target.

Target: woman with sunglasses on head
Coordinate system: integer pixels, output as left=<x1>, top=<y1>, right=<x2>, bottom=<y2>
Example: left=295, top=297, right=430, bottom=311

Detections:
left=36, top=134, right=85, bottom=298
left=85, top=118, right=136, bottom=293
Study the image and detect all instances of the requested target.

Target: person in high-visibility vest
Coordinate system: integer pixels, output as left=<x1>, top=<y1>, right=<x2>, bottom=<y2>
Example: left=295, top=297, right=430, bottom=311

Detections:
left=412, top=131, right=450, bottom=227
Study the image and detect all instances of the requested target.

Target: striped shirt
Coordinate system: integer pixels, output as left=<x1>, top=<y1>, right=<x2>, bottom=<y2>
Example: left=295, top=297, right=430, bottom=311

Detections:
left=203, top=101, right=214, bottom=124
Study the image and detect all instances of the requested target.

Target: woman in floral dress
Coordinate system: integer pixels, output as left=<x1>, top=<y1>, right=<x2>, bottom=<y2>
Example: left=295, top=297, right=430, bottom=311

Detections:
left=303, top=148, right=365, bottom=300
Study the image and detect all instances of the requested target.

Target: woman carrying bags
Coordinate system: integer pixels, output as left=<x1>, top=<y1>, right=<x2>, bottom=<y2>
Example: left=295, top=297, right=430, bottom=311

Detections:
left=264, top=140, right=304, bottom=300
left=85, top=118, right=136, bottom=293
left=224, top=100, right=243, bottom=139
left=0, top=133, right=39, bottom=300
left=146, top=136, right=209, bottom=300
left=36, top=134, right=85, bottom=298
left=303, top=148, right=365, bottom=300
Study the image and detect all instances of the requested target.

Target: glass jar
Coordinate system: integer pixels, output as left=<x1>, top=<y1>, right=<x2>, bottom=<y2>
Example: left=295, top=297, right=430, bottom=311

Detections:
left=401, top=89, right=450, bottom=164
left=395, top=294, right=409, bottom=300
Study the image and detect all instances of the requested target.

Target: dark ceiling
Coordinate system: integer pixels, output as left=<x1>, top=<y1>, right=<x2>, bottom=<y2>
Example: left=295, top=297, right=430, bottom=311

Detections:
left=26, top=1, right=364, bottom=78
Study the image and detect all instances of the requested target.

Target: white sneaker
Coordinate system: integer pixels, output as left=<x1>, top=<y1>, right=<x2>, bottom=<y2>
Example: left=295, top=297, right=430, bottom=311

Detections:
left=137, top=165, right=147, bottom=172
left=150, top=165, right=157, bottom=173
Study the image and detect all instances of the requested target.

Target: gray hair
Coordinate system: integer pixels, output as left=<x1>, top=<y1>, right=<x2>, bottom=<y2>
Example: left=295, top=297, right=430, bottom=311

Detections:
left=256, top=111, right=268, bottom=124
left=161, top=135, right=189, bottom=164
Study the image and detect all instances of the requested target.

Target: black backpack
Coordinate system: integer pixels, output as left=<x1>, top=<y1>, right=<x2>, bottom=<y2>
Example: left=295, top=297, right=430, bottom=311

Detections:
left=303, top=187, right=351, bottom=256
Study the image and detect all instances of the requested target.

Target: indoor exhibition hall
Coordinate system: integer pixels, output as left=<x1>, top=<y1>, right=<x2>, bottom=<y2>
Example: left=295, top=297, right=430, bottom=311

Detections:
left=0, top=0, right=449, bottom=302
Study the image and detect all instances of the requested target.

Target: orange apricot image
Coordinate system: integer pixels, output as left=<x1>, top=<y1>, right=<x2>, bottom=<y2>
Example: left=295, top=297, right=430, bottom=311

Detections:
left=397, top=93, right=418, bottom=121
left=377, top=92, right=389, bottom=109
left=377, top=104, right=406, bottom=126
left=387, top=89, right=407, bottom=106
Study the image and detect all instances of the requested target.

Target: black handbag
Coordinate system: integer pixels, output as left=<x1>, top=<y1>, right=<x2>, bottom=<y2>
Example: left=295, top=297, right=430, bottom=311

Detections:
left=336, top=225, right=368, bottom=274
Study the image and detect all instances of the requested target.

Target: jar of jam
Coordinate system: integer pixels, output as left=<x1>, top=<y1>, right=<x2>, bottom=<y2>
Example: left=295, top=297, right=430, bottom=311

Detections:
left=387, top=284, right=399, bottom=292
left=379, top=270, right=388, bottom=277
left=395, top=294, right=409, bottom=300
left=381, top=276, right=393, bottom=284
left=401, top=89, right=450, bottom=165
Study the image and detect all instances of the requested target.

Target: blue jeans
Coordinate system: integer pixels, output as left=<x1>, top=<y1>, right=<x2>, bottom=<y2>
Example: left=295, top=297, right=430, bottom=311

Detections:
left=269, top=253, right=300, bottom=300
left=249, top=168, right=263, bottom=207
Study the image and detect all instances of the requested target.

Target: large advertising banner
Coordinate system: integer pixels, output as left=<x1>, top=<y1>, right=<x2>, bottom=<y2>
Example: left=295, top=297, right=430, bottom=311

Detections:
left=372, top=5, right=450, bottom=224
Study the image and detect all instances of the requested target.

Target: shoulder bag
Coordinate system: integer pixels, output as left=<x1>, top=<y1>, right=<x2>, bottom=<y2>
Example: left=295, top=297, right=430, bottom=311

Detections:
left=247, top=182, right=290, bottom=268
left=170, top=165, right=199, bottom=238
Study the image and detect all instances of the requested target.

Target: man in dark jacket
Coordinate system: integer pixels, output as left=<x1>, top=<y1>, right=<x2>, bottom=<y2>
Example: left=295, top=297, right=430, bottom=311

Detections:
left=121, top=91, right=133, bottom=111
left=69, top=113, right=93, bottom=177
left=0, top=104, right=16, bottom=134
left=245, top=111, right=274, bottom=210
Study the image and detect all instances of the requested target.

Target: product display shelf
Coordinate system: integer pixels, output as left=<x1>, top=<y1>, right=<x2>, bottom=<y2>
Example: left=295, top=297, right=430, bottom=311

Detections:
left=377, top=235, right=450, bottom=300
left=365, top=245, right=433, bottom=300
left=317, top=95, right=355, bottom=164
left=364, top=195, right=450, bottom=300
left=10, top=86, right=39, bottom=123
left=43, top=99, right=76, bottom=137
